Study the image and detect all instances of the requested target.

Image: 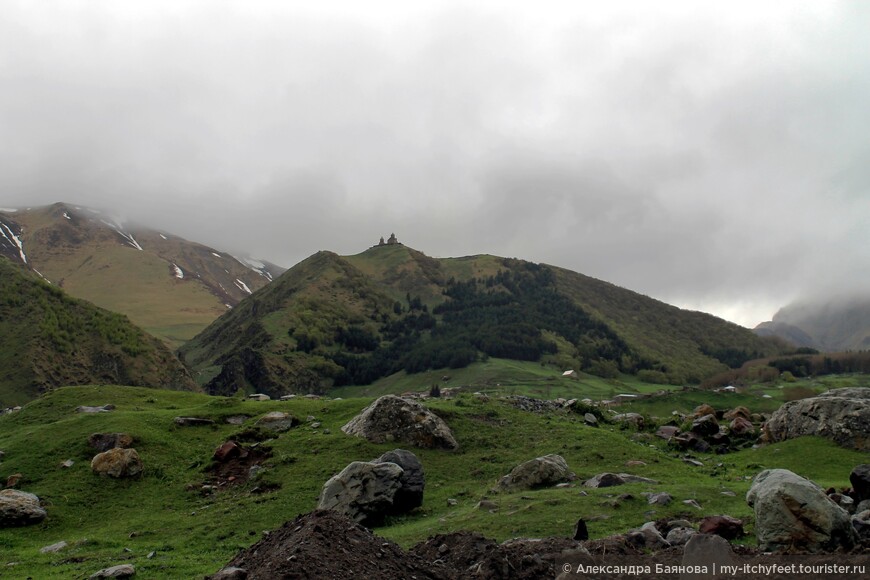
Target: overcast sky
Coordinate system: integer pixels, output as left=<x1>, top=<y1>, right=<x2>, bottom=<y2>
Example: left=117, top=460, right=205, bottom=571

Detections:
left=1, top=1, right=868, bottom=327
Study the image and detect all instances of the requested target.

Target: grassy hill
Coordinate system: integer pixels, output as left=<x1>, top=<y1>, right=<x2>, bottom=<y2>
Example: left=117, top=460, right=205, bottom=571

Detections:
left=0, top=384, right=864, bottom=578
left=180, top=244, right=783, bottom=398
left=0, top=259, right=196, bottom=407
left=0, top=203, right=281, bottom=347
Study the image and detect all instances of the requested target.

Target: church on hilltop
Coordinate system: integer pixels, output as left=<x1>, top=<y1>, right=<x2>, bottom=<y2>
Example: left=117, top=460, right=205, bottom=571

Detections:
left=375, top=233, right=400, bottom=247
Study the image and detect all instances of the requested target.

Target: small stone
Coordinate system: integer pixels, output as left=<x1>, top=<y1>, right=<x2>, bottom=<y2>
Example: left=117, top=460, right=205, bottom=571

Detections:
left=447, top=498, right=458, bottom=506
left=174, top=417, right=215, bottom=427
left=682, top=499, right=702, bottom=509
left=40, top=541, right=68, bottom=553
left=476, top=500, right=498, bottom=511
left=647, top=492, right=673, bottom=506
left=89, top=564, right=135, bottom=578
left=5, top=473, right=22, bottom=488
left=573, top=518, right=589, bottom=541
left=147, top=551, right=156, bottom=559
left=60, top=459, right=75, bottom=469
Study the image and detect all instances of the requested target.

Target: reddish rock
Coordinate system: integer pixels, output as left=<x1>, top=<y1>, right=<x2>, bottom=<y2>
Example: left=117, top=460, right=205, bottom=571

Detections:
left=729, top=416, right=755, bottom=437
left=5, top=473, right=22, bottom=488
left=693, top=404, right=715, bottom=418
left=723, top=406, right=751, bottom=421
left=213, top=441, right=242, bottom=463
left=699, top=515, right=744, bottom=540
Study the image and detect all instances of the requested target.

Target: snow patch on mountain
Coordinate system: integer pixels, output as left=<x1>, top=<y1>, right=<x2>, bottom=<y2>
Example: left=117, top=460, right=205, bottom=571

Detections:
left=63, top=212, right=71, bottom=220
left=234, top=279, right=252, bottom=295
left=159, top=233, right=167, bottom=240
left=172, top=264, right=184, bottom=279
left=0, top=221, right=27, bottom=263
left=212, top=252, right=221, bottom=258
left=232, top=255, right=274, bottom=281
left=0, top=208, right=17, bottom=213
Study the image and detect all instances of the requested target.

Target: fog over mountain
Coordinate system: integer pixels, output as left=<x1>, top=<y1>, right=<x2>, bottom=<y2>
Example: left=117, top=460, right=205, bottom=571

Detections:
left=2, top=1, right=869, bottom=327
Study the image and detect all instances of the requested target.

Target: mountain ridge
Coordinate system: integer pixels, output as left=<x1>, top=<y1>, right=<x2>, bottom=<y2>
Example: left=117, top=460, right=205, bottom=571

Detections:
left=180, top=243, right=782, bottom=397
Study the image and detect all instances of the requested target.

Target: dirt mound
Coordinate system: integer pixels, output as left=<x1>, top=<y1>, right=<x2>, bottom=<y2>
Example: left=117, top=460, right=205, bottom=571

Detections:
left=212, top=510, right=448, bottom=580
left=205, top=442, right=271, bottom=489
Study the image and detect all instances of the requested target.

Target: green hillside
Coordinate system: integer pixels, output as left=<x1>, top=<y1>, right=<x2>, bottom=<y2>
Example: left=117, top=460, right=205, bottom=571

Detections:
left=0, top=259, right=197, bottom=406
left=180, top=244, right=783, bottom=398
left=0, top=385, right=863, bottom=578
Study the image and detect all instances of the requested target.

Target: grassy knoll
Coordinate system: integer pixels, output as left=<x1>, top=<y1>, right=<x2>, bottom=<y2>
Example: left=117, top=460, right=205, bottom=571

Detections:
left=0, top=385, right=865, bottom=578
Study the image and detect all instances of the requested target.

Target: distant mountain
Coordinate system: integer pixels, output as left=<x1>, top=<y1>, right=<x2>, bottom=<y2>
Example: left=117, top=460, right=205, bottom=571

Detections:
left=0, top=258, right=196, bottom=406
left=755, top=297, right=870, bottom=351
left=180, top=242, right=781, bottom=397
left=0, top=203, right=284, bottom=346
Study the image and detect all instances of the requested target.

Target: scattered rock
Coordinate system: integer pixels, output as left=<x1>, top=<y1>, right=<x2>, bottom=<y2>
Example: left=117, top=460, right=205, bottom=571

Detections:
left=0, top=490, right=47, bottom=527
left=624, top=460, right=646, bottom=467
left=573, top=518, right=588, bottom=541
left=317, top=461, right=404, bottom=525
left=583, top=473, right=658, bottom=488
left=690, top=414, right=720, bottom=437
left=584, top=413, right=598, bottom=426
left=497, top=454, right=570, bottom=491
left=373, top=449, right=425, bottom=512
left=5, top=473, right=22, bottom=488
left=655, top=425, right=680, bottom=440
left=746, top=468, right=857, bottom=552
left=60, top=459, right=74, bottom=469
left=693, top=404, right=715, bottom=418
left=852, top=509, right=870, bottom=541
left=682, top=499, right=702, bottom=510
left=40, top=541, right=68, bottom=553
left=682, top=457, right=704, bottom=467
left=698, top=515, right=744, bottom=540
left=647, top=492, right=672, bottom=506
left=682, top=533, right=735, bottom=569
left=850, top=464, right=870, bottom=502
left=626, top=522, right=669, bottom=550
left=446, top=498, right=458, bottom=506
left=247, top=394, right=270, bottom=401
left=476, top=499, right=499, bottom=512
left=213, top=441, right=242, bottom=463
left=341, top=395, right=458, bottom=450
left=764, top=388, right=870, bottom=450
left=89, top=564, right=135, bottom=578
left=211, top=567, right=248, bottom=579
left=76, top=405, right=115, bottom=413
left=728, top=416, right=755, bottom=437
left=91, top=448, right=143, bottom=478
left=666, top=527, right=696, bottom=545
left=224, top=415, right=249, bottom=425
left=723, top=406, right=751, bottom=421
left=254, top=412, right=300, bottom=433
left=612, top=413, right=644, bottom=429
left=88, top=433, right=134, bottom=452
left=174, top=417, right=215, bottom=427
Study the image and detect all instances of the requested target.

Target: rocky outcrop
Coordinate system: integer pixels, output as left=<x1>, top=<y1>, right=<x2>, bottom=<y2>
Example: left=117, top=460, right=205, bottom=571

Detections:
left=374, top=449, right=424, bottom=512
left=342, top=396, right=458, bottom=450
left=497, top=454, right=571, bottom=491
left=91, top=448, right=143, bottom=478
left=764, top=388, right=870, bottom=450
left=254, top=411, right=299, bottom=433
left=583, top=472, right=658, bottom=488
left=746, top=468, right=857, bottom=552
left=0, top=489, right=47, bottom=527
left=317, top=461, right=405, bottom=526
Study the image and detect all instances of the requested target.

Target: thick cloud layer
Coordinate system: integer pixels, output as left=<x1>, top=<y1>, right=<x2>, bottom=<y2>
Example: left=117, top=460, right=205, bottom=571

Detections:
left=2, top=1, right=868, bottom=327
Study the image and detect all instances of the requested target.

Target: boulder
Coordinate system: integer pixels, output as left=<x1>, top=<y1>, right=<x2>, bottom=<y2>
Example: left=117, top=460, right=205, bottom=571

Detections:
left=723, top=406, right=751, bottom=421
left=646, top=492, right=672, bottom=506
left=497, top=454, right=570, bottom=491
left=40, top=541, right=68, bottom=553
left=6, top=473, right=22, bottom=488
left=89, top=564, right=135, bottom=578
left=655, top=425, right=680, bottom=440
left=211, top=568, right=248, bottom=580
left=611, top=413, right=644, bottom=429
left=850, top=464, right=870, bottom=502
left=0, top=489, right=47, bottom=527
left=698, top=515, right=744, bottom=540
left=666, top=527, right=696, bottom=545
left=341, top=395, right=458, bottom=450
left=746, top=468, right=857, bottom=552
left=626, top=522, right=669, bottom=550
left=682, top=533, right=734, bottom=569
left=693, top=404, right=715, bottom=418
left=88, top=433, right=134, bottom=452
left=852, top=509, right=870, bottom=541
left=91, top=448, right=143, bottom=478
left=690, top=414, right=720, bottom=437
left=583, top=472, right=658, bottom=488
left=317, top=461, right=404, bottom=525
left=764, top=388, right=870, bottom=450
left=728, top=416, right=755, bottom=437
left=254, top=412, right=299, bottom=433
left=213, top=441, right=242, bottom=463
left=583, top=413, right=598, bottom=426
left=373, top=449, right=424, bottom=512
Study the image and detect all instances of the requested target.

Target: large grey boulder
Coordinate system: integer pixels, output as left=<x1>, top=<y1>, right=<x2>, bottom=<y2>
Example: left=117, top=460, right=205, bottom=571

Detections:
left=342, top=395, right=458, bottom=450
left=746, top=468, right=857, bottom=552
left=317, top=461, right=404, bottom=526
left=853, top=509, right=870, bottom=542
left=764, top=388, right=870, bottom=450
left=497, top=454, right=570, bottom=491
left=0, top=489, right=47, bottom=527
left=373, top=449, right=424, bottom=512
